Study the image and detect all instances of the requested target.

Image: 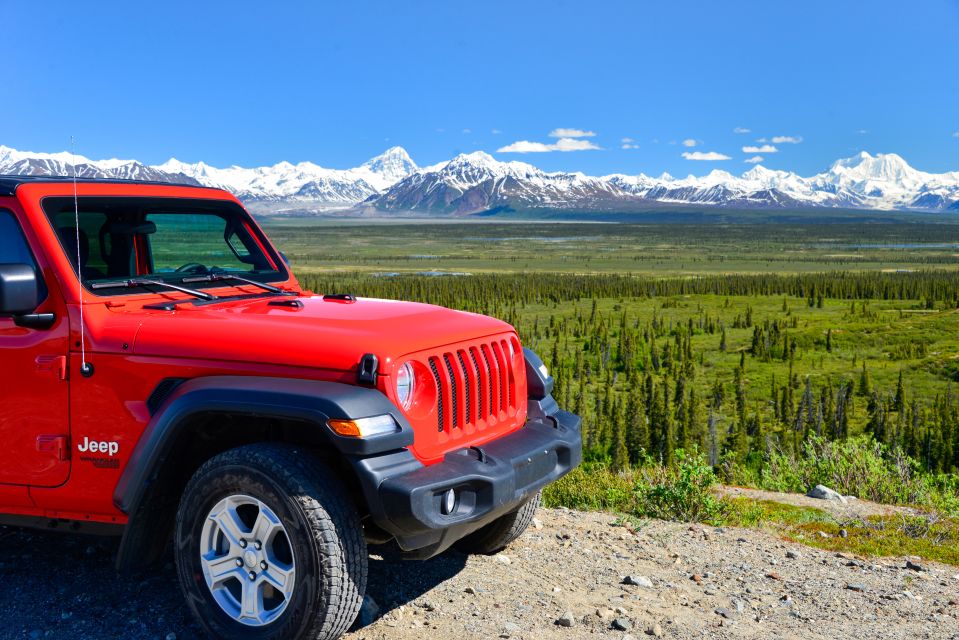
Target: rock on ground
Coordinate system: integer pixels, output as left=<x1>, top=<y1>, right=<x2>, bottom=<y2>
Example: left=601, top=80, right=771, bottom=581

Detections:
left=806, top=484, right=848, bottom=504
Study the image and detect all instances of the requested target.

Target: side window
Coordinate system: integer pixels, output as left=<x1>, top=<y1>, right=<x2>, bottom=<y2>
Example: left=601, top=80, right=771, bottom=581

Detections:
left=0, top=210, right=38, bottom=264
left=0, top=209, right=47, bottom=300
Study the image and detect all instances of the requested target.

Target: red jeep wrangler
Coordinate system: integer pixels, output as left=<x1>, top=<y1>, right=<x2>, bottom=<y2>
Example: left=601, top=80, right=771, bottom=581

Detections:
left=0, top=176, right=581, bottom=639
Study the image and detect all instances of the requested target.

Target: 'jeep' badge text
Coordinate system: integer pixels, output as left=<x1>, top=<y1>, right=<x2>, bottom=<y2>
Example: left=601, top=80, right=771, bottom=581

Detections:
left=78, top=437, right=119, bottom=457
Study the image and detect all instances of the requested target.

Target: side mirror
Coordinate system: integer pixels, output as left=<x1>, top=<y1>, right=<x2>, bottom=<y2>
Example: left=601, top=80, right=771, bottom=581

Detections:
left=0, top=264, right=39, bottom=315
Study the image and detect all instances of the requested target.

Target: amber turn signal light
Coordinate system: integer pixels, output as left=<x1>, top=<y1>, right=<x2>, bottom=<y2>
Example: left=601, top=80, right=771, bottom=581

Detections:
left=327, top=415, right=399, bottom=438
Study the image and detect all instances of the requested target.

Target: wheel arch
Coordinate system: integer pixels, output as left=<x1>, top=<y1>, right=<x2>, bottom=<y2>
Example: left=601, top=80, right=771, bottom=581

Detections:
left=114, top=375, right=412, bottom=574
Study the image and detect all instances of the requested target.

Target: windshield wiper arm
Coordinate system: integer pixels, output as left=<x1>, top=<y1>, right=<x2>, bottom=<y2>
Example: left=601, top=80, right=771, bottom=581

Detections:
left=181, top=272, right=292, bottom=295
left=90, top=278, right=218, bottom=301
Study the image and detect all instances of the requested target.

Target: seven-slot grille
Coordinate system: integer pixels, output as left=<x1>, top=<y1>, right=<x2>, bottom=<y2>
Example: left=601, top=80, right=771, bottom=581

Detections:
left=428, top=338, right=518, bottom=433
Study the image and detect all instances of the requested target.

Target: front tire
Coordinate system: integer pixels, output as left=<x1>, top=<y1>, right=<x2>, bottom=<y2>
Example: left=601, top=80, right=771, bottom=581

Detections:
left=174, top=443, right=367, bottom=640
left=456, top=491, right=541, bottom=555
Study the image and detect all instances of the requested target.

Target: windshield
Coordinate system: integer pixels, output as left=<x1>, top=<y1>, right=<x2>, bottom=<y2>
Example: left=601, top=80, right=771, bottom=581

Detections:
left=42, top=197, right=288, bottom=295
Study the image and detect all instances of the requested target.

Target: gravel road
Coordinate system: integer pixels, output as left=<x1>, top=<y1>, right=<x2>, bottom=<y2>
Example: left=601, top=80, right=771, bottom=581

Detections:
left=2, top=504, right=958, bottom=640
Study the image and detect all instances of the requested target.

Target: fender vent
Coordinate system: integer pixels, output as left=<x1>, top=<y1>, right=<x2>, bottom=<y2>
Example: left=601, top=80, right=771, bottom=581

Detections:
left=147, top=378, right=187, bottom=415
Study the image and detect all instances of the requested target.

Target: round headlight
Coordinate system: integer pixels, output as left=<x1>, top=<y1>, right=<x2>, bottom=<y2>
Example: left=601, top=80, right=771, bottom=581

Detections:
left=396, top=361, right=415, bottom=409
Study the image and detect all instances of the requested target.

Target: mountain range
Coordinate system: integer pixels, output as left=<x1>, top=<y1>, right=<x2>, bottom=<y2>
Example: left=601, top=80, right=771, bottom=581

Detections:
left=1, top=145, right=957, bottom=216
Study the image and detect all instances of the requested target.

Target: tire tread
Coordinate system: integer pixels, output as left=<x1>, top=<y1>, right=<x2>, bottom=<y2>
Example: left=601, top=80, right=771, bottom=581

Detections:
left=455, top=491, right=541, bottom=555
left=176, top=443, right=366, bottom=640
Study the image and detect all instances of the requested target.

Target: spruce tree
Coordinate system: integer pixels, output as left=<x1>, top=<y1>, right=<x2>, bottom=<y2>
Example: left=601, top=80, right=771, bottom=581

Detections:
left=611, top=401, right=629, bottom=472
left=857, top=361, right=871, bottom=396
left=894, top=370, right=905, bottom=413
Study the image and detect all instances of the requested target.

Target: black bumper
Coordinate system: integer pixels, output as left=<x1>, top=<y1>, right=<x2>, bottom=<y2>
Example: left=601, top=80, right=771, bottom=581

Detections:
left=351, top=406, right=581, bottom=558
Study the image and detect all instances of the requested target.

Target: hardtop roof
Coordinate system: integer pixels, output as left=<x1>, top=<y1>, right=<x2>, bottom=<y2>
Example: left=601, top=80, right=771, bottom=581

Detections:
left=0, top=174, right=219, bottom=197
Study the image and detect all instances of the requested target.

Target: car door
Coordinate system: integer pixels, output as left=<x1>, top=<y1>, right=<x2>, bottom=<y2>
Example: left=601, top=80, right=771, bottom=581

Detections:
left=0, top=205, right=71, bottom=486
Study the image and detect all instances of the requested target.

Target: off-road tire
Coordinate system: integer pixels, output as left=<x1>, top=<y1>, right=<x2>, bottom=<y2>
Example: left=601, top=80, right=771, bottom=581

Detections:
left=174, top=443, right=367, bottom=640
left=455, top=491, right=541, bottom=555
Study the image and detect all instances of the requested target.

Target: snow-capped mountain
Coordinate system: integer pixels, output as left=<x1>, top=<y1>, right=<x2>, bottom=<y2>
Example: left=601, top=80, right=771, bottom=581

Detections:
left=156, top=146, right=416, bottom=204
left=370, top=152, right=630, bottom=214
left=0, top=145, right=417, bottom=210
left=365, top=151, right=959, bottom=215
left=0, top=146, right=203, bottom=186
left=1, top=144, right=957, bottom=215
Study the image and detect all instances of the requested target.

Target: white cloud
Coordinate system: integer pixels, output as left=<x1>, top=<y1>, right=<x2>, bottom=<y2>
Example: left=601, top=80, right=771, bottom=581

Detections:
left=548, top=128, right=596, bottom=138
left=756, top=137, right=768, bottom=143
left=772, top=135, right=803, bottom=144
left=491, top=129, right=502, bottom=135
left=621, top=137, right=635, bottom=143
left=743, top=155, right=764, bottom=164
left=621, top=137, right=639, bottom=149
left=733, top=127, right=751, bottom=134
left=682, top=138, right=697, bottom=148
left=743, top=144, right=778, bottom=153
left=682, top=151, right=731, bottom=161
left=857, top=129, right=869, bottom=135
left=497, top=137, right=601, bottom=153
left=953, top=131, right=959, bottom=138
left=462, top=128, right=472, bottom=134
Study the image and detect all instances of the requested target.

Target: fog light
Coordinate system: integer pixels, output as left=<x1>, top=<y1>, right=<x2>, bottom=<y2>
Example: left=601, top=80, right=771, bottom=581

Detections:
left=441, top=488, right=457, bottom=515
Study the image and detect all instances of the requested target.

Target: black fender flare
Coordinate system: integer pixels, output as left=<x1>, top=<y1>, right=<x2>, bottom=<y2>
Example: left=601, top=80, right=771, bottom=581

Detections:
left=113, top=375, right=411, bottom=572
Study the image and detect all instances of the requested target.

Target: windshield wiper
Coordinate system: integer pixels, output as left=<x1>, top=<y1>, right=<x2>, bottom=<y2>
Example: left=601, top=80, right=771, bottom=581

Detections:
left=180, top=272, right=293, bottom=295
left=90, top=278, right=218, bottom=301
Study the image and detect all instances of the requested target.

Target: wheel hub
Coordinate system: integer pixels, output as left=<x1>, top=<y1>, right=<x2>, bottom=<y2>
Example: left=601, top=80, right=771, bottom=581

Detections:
left=199, top=494, right=296, bottom=627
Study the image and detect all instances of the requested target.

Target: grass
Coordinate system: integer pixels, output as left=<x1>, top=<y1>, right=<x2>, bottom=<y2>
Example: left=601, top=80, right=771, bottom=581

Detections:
left=548, top=476, right=959, bottom=566
left=723, top=498, right=959, bottom=566
left=544, top=453, right=959, bottom=566
left=542, top=462, right=635, bottom=513
left=262, top=220, right=959, bottom=276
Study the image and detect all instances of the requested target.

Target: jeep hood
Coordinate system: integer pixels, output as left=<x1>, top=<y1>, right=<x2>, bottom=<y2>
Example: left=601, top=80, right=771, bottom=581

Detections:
left=129, top=295, right=515, bottom=374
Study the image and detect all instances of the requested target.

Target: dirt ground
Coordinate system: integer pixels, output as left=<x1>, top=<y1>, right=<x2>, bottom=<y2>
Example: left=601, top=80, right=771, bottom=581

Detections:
left=1, top=503, right=958, bottom=639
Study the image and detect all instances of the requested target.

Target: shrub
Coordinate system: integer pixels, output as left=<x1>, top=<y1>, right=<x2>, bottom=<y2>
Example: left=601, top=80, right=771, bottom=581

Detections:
left=636, top=451, right=725, bottom=523
left=542, top=461, right=637, bottom=512
left=725, top=435, right=959, bottom=515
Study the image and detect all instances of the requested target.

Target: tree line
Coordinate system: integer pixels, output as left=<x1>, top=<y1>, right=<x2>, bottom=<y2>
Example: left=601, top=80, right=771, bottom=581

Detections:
left=302, top=270, right=959, bottom=475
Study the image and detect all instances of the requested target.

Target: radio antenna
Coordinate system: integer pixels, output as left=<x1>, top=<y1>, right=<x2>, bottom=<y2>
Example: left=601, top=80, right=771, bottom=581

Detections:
left=71, top=137, right=92, bottom=377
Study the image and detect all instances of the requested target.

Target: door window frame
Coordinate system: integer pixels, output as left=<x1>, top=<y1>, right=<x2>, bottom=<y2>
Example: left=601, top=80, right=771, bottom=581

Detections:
left=0, top=206, right=49, bottom=312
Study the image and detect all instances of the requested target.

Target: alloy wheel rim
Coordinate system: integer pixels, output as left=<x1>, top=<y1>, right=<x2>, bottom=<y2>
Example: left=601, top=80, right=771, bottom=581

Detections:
left=199, top=494, right=296, bottom=626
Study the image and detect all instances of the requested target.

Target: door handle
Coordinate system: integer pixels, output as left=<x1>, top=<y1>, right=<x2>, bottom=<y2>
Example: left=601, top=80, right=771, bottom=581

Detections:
left=35, top=355, right=68, bottom=380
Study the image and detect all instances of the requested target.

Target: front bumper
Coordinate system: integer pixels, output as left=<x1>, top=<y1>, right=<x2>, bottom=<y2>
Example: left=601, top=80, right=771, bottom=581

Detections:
left=351, top=406, right=581, bottom=558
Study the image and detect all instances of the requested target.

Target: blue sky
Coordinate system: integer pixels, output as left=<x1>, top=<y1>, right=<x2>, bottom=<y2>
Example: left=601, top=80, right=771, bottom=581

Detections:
left=4, top=0, right=958, bottom=176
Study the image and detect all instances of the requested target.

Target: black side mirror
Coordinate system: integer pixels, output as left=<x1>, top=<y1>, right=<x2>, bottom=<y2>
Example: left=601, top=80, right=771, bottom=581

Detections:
left=0, top=264, right=39, bottom=315
left=0, top=264, right=53, bottom=329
